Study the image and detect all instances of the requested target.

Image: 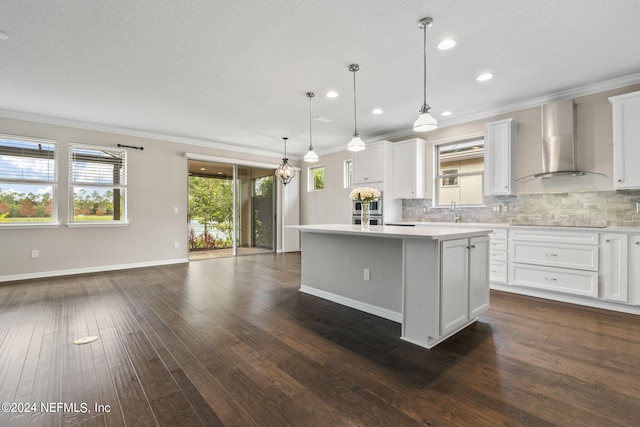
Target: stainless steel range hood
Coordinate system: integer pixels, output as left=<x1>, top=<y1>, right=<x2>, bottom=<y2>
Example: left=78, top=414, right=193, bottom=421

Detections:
left=517, top=98, right=604, bottom=181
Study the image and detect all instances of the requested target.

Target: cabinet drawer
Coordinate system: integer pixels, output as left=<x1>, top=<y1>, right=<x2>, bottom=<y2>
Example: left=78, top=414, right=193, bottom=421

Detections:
left=510, top=263, right=598, bottom=297
left=490, top=240, right=507, bottom=251
left=489, top=229, right=508, bottom=240
left=510, top=229, right=599, bottom=245
left=510, top=241, right=598, bottom=271
left=489, top=250, right=507, bottom=262
left=490, top=261, right=507, bottom=283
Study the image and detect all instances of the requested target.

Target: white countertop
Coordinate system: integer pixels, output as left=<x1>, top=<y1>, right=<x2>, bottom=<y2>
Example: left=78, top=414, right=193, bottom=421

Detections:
left=295, top=224, right=492, bottom=240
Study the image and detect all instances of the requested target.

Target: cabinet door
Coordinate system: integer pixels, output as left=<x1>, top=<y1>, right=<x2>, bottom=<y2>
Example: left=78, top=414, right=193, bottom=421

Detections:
left=611, top=91, right=640, bottom=189
left=393, top=139, right=425, bottom=199
left=352, top=143, right=384, bottom=184
left=485, top=119, right=514, bottom=195
left=600, top=233, right=628, bottom=302
left=633, top=235, right=640, bottom=305
left=440, top=239, right=469, bottom=335
left=469, top=235, right=490, bottom=318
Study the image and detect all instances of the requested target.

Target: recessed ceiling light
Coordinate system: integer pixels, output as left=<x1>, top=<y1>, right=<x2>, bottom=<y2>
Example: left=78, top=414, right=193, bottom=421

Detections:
left=200, top=167, right=206, bottom=171
left=326, top=91, right=338, bottom=98
left=476, top=73, right=493, bottom=82
left=0, top=31, right=8, bottom=40
left=438, top=39, right=456, bottom=50
left=372, top=109, right=383, bottom=114
left=441, top=111, right=452, bottom=117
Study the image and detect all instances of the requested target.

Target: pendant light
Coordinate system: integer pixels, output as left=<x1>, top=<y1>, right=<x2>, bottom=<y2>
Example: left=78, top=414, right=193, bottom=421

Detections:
left=275, top=137, right=296, bottom=185
left=347, top=64, right=365, bottom=152
left=413, top=17, right=438, bottom=132
left=304, top=92, right=319, bottom=162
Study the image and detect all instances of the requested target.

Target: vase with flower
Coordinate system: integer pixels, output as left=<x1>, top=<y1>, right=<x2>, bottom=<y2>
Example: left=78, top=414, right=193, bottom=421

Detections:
left=349, top=187, right=381, bottom=230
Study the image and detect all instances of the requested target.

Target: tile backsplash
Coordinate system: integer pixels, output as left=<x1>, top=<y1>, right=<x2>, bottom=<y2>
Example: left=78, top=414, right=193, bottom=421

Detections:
left=402, top=191, right=640, bottom=227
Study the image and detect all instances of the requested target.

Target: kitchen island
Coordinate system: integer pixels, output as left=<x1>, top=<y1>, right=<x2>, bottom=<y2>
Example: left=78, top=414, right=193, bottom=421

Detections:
left=296, top=224, right=492, bottom=349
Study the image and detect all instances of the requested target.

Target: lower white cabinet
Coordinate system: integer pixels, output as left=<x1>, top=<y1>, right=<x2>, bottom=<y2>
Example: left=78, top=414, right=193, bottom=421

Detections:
left=489, top=228, right=508, bottom=284
left=600, top=233, right=628, bottom=303
left=441, top=235, right=489, bottom=335
left=632, top=235, right=640, bottom=305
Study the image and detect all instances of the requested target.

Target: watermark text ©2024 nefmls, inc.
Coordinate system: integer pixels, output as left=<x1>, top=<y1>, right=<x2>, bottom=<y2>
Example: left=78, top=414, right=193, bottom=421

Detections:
left=2, top=401, right=111, bottom=414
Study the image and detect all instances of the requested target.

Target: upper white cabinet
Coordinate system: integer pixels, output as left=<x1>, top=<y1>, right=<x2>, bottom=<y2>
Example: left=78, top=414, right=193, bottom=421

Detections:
left=352, top=141, right=386, bottom=184
left=610, top=91, right=640, bottom=190
left=393, top=138, right=426, bottom=199
left=484, top=118, right=516, bottom=195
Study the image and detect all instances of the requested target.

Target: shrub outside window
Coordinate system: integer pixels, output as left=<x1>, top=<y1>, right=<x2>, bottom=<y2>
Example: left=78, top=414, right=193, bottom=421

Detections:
left=0, top=134, right=57, bottom=225
left=308, top=165, right=324, bottom=191
left=69, top=144, right=127, bottom=224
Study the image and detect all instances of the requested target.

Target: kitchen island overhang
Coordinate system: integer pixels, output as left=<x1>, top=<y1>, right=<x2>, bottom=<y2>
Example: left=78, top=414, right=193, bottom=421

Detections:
left=295, top=224, right=493, bottom=349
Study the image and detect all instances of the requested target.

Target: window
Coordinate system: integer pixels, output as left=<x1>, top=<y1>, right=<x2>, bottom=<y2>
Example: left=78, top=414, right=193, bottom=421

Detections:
left=0, top=134, right=57, bottom=225
left=344, top=159, right=352, bottom=188
left=435, top=138, right=484, bottom=206
left=69, top=144, right=127, bottom=224
left=308, top=165, right=324, bottom=191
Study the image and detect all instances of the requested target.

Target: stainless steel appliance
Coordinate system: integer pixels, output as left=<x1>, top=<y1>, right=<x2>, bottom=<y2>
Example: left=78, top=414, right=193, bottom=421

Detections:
left=352, top=194, right=383, bottom=225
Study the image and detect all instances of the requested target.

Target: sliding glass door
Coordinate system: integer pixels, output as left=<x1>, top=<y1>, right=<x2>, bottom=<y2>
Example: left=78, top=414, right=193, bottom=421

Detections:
left=188, top=160, right=275, bottom=260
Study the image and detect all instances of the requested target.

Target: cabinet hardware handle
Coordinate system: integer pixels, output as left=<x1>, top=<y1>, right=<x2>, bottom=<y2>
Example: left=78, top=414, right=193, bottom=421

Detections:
left=618, top=179, right=622, bottom=182
left=545, top=253, right=558, bottom=257
left=466, top=245, right=476, bottom=249
left=544, top=277, right=558, bottom=281
left=636, top=241, right=640, bottom=245
left=606, top=239, right=610, bottom=243
left=491, top=270, right=497, bottom=273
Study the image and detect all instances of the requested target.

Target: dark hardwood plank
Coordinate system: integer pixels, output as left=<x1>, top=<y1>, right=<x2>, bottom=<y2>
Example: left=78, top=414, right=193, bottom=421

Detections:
left=1, top=253, right=639, bottom=426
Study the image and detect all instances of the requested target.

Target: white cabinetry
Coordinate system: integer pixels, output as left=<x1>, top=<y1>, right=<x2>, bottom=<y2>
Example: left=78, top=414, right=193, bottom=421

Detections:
left=632, top=235, right=640, bottom=305
left=600, top=233, right=628, bottom=302
left=393, top=138, right=426, bottom=199
left=489, top=228, right=508, bottom=284
left=610, top=91, right=640, bottom=190
left=441, top=235, right=489, bottom=335
left=484, top=118, right=516, bottom=195
left=352, top=141, right=385, bottom=184
left=509, top=228, right=599, bottom=298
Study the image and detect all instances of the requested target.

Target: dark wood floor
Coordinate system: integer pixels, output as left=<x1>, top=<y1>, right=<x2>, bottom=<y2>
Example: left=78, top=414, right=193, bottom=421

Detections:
left=1, top=253, right=639, bottom=426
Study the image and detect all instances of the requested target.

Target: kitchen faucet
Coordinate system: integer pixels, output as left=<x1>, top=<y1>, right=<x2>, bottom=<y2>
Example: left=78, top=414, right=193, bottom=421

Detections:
left=450, top=200, right=461, bottom=223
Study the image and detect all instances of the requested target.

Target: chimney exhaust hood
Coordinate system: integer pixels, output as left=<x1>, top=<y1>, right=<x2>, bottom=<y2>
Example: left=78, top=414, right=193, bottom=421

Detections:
left=516, top=99, right=604, bottom=182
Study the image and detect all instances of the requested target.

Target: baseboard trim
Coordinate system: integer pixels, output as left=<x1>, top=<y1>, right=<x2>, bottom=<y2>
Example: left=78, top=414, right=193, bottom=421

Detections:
left=0, top=258, right=189, bottom=283
left=299, top=284, right=402, bottom=323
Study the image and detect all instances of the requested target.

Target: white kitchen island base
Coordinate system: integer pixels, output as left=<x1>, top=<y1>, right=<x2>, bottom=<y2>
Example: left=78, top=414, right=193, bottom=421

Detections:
left=297, top=224, right=491, bottom=349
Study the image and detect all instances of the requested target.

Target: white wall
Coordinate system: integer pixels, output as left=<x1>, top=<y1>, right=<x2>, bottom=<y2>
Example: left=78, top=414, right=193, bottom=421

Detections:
left=300, top=150, right=352, bottom=225
left=0, top=116, right=286, bottom=281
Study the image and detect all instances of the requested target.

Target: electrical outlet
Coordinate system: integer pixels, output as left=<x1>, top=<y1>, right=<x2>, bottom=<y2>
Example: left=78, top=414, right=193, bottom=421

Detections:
left=636, top=202, right=640, bottom=213
left=173, top=241, right=179, bottom=249
left=31, top=249, right=39, bottom=258
left=174, top=207, right=179, bottom=214
left=363, top=268, right=371, bottom=281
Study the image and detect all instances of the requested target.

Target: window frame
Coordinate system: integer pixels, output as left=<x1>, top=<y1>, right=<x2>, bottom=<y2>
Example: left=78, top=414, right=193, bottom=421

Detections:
left=0, top=133, right=59, bottom=228
left=433, top=136, right=485, bottom=208
left=68, top=143, right=128, bottom=227
left=343, top=159, right=352, bottom=188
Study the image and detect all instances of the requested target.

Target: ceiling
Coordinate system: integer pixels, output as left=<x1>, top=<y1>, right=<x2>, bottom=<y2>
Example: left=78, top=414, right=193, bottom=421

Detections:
left=1, top=1, right=640, bottom=159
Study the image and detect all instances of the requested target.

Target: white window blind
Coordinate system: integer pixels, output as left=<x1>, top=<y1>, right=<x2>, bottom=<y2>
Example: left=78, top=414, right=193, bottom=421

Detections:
left=0, top=135, right=56, bottom=183
left=69, top=144, right=127, bottom=223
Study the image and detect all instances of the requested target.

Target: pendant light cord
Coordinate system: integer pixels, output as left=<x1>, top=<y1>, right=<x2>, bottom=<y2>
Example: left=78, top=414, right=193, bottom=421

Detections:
left=349, top=64, right=359, bottom=136
left=309, top=94, right=313, bottom=149
left=422, top=23, right=427, bottom=108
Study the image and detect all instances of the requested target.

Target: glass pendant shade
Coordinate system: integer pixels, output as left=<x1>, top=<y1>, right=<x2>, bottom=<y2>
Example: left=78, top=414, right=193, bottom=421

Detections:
left=304, top=149, right=319, bottom=162
left=413, top=109, right=438, bottom=132
left=275, top=137, right=296, bottom=185
left=347, top=133, right=365, bottom=152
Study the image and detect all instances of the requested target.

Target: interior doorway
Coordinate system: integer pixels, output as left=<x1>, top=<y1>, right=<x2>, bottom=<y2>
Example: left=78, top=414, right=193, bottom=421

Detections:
left=188, top=160, right=275, bottom=260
